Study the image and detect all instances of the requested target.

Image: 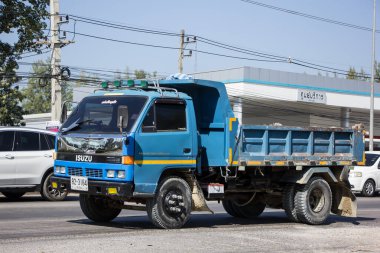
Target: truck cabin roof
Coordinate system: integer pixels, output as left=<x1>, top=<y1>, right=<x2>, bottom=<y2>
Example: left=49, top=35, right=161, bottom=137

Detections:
left=93, top=79, right=235, bottom=130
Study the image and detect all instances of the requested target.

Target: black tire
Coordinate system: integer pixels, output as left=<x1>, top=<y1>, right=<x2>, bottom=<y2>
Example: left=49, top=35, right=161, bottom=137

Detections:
left=362, top=180, right=376, bottom=197
left=228, top=194, right=266, bottom=219
left=294, top=177, right=332, bottom=225
left=1, top=191, right=25, bottom=199
left=222, top=199, right=242, bottom=217
left=146, top=176, right=192, bottom=229
left=282, top=184, right=299, bottom=222
left=79, top=194, right=122, bottom=222
left=41, top=172, right=68, bottom=201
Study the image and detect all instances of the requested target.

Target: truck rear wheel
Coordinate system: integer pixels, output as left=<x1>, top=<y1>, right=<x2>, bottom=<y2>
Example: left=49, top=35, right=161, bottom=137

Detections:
left=294, top=177, right=332, bottom=225
left=224, top=194, right=266, bottom=219
left=79, top=194, right=122, bottom=222
left=146, top=176, right=192, bottom=229
left=222, top=199, right=241, bottom=217
left=282, top=184, right=299, bottom=222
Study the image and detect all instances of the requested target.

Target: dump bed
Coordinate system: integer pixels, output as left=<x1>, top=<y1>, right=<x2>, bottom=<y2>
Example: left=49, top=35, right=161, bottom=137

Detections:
left=238, top=125, right=364, bottom=167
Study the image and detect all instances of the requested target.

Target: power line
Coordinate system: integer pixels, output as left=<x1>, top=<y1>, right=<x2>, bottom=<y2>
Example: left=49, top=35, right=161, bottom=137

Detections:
left=240, top=0, right=380, bottom=33
left=64, top=30, right=285, bottom=63
left=64, top=14, right=372, bottom=78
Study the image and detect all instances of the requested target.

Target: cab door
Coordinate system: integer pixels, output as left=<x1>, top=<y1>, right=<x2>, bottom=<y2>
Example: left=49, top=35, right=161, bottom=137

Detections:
left=0, top=131, right=16, bottom=185
left=133, top=98, right=195, bottom=194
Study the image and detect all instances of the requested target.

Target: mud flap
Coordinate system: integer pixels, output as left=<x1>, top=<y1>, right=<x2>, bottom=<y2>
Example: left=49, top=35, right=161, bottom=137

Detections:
left=191, top=179, right=214, bottom=213
left=331, top=183, right=357, bottom=217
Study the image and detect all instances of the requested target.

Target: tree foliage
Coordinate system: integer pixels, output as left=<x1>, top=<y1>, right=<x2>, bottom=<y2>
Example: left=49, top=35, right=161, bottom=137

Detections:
left=346, top=67, right=367, bottom=81
left=0, top=0, right=49, bottom=125
left=22, top=59, right=73, bottom=114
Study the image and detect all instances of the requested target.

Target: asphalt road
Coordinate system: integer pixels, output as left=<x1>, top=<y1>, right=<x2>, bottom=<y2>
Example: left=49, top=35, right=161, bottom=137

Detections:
left=0, top=193, right=380, bottom=253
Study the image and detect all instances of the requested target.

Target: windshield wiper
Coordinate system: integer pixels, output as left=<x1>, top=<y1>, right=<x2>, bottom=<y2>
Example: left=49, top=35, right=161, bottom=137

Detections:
left=61, top=119, right=94, bottom=133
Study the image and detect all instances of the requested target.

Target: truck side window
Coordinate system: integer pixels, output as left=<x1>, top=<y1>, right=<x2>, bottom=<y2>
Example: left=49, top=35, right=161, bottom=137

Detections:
left=156, top=103, right=186, bottom=132
left=142, top=105, right=156, bottom=132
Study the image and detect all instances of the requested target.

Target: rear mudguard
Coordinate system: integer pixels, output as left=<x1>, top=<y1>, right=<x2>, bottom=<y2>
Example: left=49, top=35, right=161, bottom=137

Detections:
left=331, top=181, right=357, bottom=217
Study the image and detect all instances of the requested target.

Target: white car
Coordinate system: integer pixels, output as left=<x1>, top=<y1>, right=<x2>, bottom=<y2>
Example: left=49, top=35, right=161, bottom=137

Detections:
left=349, top=151, right=380, bottom=197
left=0, top=127, right=67, bottom=200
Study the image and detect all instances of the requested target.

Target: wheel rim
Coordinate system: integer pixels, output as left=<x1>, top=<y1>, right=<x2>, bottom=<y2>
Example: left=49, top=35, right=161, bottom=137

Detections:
left=163, top=190, right=186, bottom=218
left=308, top=188, right=325, bottom=213
left=47, top=175, right=67, bottom=199
left=365, top=182, right=374, bottom=195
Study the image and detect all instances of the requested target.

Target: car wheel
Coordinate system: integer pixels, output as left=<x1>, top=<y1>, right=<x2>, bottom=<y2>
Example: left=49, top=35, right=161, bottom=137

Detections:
left=146, top=176, right=192, bottom=229
left=1, top=191, right=25, bottom=200
left=294, top=177, right=332, bottom=225
left=41, top=171, right=68, bottom=201
left=362, top=180, right=376, bottom=197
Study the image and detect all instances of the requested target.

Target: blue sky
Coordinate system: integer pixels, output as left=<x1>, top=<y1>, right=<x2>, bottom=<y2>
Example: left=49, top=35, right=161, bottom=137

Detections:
left=20, top=0, right=380, bottom=79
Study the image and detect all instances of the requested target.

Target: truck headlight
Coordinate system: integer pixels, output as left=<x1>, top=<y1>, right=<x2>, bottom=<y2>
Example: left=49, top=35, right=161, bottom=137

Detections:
left=55, top=166, right=66, bottom=174
left=352, top=172, right=362, bottom=177
left=107, top=170, right=115, bottom=178
left=117, top=170, right=125, bottom=178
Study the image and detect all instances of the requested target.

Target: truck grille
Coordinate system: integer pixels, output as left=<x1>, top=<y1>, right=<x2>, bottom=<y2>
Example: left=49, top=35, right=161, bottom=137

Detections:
left=68, top=167, right=83, bottom=176
left=86, top=168, right=103, bottom=178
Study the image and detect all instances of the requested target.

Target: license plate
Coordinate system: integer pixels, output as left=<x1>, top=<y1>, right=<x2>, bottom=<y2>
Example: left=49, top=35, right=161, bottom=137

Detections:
left=71, top=176, right=88, bottom=191
left=208, top=183, right=224, bottom=194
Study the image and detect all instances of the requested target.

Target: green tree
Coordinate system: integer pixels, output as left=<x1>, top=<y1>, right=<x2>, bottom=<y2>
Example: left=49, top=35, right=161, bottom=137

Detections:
left=0, top=0, right=49, bottom=125
left=22, top=59, right=73, bottom=114
left=358, top=68, right=368, bottom=81
left=346, top=67, right=357, bottom=80
left=375, top=61, right=380, bottom=82
left=134, top=70, right=147, bottom=79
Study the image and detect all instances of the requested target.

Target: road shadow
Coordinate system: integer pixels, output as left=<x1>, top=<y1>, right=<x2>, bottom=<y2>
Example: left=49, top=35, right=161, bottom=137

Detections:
left=0, top=194, right=79, bottom=203
left=68, top=210, right=376, bottom=230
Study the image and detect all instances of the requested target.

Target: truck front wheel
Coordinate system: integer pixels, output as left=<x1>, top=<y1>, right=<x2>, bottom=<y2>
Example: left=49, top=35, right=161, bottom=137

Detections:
left=146, top=176, right=192, bottom=229
left=294, top=177, right=332, bottom=225
left=79, top=194, right=122, bottom=222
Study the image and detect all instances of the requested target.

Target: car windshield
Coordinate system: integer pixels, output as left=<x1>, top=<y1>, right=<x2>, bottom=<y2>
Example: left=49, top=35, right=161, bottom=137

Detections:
left=61, top=95, right=147, bottom=134
left=365, top=154, right=380, bottom=166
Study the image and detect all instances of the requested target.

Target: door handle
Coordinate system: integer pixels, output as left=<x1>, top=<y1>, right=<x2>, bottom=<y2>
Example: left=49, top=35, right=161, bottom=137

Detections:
left=183, top=148, right=191, bottom=154
left=44, top=154, right=53, bottom=158
left=5, top=154, right=14, bottom=159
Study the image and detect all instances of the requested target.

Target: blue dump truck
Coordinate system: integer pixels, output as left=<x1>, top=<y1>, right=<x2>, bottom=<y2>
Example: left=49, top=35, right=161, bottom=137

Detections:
left=51, top=79, right=365, bottom=229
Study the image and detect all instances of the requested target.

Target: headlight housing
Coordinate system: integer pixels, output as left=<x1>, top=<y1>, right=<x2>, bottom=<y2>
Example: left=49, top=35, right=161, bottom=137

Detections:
left=117, top=170, right=126, bottom=179
left=55, top=166, right=66, bottom=174
left=107, top=170, right=115, bottom=178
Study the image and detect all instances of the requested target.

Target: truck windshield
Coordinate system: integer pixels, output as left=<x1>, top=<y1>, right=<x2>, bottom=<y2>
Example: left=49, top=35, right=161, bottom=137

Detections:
left=61, top=96, right=147, bottom=134
left=365, top=154, right=380, bottom=166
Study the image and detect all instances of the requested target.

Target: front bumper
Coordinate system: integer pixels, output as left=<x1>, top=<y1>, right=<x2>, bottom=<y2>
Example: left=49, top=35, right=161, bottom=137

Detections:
left=51, top=176, right=133, bottom=198
left=348, top=176, right=363, bottom=192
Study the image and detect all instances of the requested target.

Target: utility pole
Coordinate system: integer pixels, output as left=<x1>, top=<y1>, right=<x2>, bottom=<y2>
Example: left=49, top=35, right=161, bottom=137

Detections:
left=178, top=30, right=196, bottom=73
left=50, top=0, right=62, bottom=121
left=178, top=29, right=185, bottom=73
left=370, top=0, right=376, bottom=151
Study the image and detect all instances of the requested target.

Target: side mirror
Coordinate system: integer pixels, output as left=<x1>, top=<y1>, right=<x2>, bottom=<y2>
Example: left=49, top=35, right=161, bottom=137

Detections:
left=117, top=105, right=129, bottom=131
